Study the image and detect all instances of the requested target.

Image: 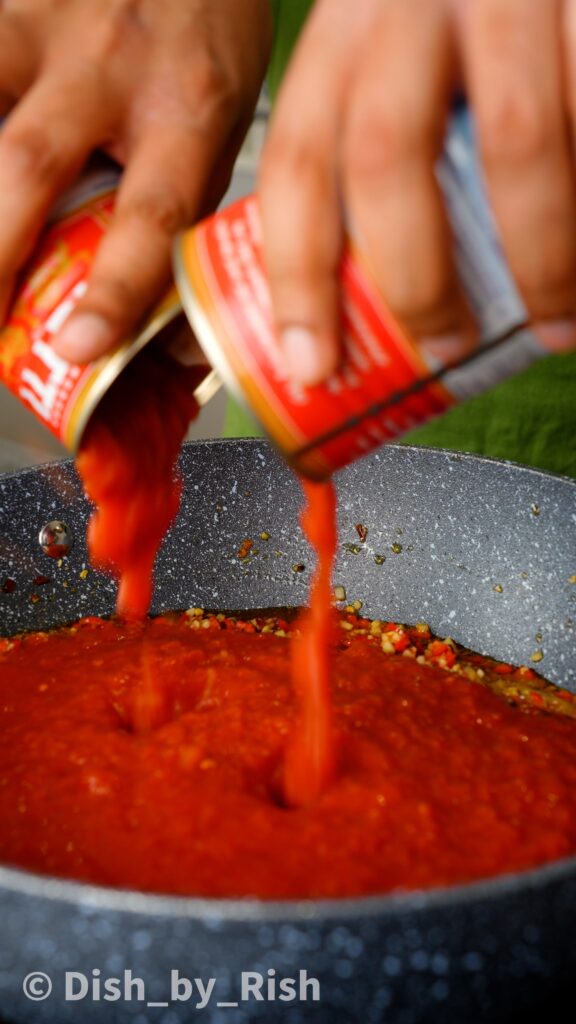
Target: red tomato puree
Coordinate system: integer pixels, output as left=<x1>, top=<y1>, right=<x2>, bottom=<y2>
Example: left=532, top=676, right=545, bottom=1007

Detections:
left=2, top=611, right=576, bottom=899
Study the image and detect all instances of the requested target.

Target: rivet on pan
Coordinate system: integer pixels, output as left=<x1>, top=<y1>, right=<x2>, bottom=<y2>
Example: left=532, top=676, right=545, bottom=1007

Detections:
left=39, top=521, right=73, bottom=558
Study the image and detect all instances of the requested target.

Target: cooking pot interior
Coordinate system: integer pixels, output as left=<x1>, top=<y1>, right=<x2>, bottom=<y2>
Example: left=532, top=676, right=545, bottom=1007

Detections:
left=0, top=440, right=574, bottom=687
left=1, top=440, right=576, bottom=1024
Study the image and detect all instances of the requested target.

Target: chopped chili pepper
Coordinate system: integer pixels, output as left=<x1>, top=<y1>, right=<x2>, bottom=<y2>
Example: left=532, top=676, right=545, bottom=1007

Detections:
left=393, top=633, right=410, bottom=653
left=355, top=523, right=368, bottom=543
left=236, top=538, right=254, bottom=559
left=516, top=666, right=537, bottom=681
left=427, top=639, right=457, bottom=668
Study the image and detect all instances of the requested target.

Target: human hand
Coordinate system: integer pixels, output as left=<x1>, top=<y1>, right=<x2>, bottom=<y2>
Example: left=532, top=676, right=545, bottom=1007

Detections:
left=258, top=0, right=576, bottom=386
left=0, top=0, right=272, bottom=363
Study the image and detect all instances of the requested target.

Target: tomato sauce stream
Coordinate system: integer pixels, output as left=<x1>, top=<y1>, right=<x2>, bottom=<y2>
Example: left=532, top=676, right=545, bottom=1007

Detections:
left=284, top=479, right=338, bottom=807
left=77, top=349, right=200, bottom=620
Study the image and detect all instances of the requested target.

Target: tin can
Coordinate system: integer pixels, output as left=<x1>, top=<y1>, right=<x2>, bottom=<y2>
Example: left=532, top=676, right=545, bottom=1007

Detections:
left=173, top=105, right=554, bottom=479
left=0, top=158, right=219, bottom=451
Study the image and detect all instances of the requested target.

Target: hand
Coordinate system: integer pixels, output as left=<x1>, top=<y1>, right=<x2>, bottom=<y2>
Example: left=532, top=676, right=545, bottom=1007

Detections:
left=258, top=0, right=576, bottom=386
left=0, top=0, right=272, bottom=363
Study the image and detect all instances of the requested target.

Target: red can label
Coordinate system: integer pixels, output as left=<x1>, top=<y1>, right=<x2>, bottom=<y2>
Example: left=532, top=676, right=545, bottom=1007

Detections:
left=175, top=196, right=455, bottom=477
left=0, top=171, right=183, bottom=450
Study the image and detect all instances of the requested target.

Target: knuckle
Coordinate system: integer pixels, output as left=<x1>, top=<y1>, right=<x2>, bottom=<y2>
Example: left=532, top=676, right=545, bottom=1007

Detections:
left=88, top=0, right=141, bottom=60
left=345, top=101, right=441, bottom=182
left=267, top=263, right=333, bottom=300
left=259, top=132, right=295, bottom=183
left=187, top=57, right=237, bottom=130
left=521, top=271, right=576, bottom=321
left=260, top=130, right=327, bottom=196
left=391, top=274, right=459, bottom=336
left=123, top=190, right=191, bottom=237
left=81, top=275, right=137, bottom=324
left=105, top=0, right=141, bottom=18
left=344, top=128, right=387, bottom=186
left=1, top=123, right=66, bottom=184
left=478, top=90, right=550, bottom=166
left=478, top=1, right=527, bottom=60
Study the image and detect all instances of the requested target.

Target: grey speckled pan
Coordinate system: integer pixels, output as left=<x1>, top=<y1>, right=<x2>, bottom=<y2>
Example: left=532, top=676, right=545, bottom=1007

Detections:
left=0, top=440, right=575, bottom=1024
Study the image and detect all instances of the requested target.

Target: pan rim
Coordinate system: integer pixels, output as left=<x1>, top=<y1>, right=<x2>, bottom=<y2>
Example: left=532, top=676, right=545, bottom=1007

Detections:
left=1, top=438, right=576, bottom=487
left=1, top=853, right=576, bottom=921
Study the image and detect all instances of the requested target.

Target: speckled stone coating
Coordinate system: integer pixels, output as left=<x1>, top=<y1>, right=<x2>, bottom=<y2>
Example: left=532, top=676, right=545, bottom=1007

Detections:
left=0, top=440, right=575, bottom=1024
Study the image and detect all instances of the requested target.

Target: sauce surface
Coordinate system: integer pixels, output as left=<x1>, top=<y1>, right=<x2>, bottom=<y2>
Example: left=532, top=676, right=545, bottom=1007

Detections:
left=1, top=612, right=576, bottom=899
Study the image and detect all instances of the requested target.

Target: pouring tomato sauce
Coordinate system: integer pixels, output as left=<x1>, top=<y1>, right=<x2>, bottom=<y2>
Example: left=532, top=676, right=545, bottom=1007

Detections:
left=76, top=346, right=340, bottom=807
left=3, top=346, right=576, bottom=898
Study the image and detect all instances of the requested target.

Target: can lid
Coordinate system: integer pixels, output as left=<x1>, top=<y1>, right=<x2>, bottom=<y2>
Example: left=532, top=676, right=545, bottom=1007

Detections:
left=172, top=231, right=251, bottom=415
left=66, top=288, right=219, bottom=450
left=193, top=368, right=221, bottom=406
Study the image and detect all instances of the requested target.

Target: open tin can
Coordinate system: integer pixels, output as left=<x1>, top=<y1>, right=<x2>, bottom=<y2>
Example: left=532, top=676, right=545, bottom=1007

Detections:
left=173, top=106, right=552, bottom=479
left=174, top=195, right=457, bottom=479
left=173, top=195, right=536, bottom=480
left=0, top=159, right=219, bottom=452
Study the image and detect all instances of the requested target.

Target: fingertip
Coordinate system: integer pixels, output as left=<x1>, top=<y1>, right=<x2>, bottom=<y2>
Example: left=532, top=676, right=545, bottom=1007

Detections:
left=281, top=325, right=339, bottom=386
left=53, top=312, right=114, bottom=365
left=535, top=319, right=576, bottom=354
left=418, top=331, right=472, bottom=367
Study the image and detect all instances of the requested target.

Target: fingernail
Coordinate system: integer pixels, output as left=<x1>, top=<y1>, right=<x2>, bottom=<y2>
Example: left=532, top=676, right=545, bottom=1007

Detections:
left=535, top=319, right=576, bottom=354
left=281, top=326, right=323, bottom=385
left=419, top=333, right=469, bottom=368
left=53, top=313, right=112, bottom=364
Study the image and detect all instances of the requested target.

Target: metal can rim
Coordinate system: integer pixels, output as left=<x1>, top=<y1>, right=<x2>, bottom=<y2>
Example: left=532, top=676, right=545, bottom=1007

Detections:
left=67, top=289, right=218, bottom=451
left=173, top=232, right=256, bottom=422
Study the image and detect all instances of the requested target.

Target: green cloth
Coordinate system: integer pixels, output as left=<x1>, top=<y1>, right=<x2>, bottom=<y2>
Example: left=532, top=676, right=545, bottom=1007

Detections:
left=401, top=353, right=576, bottom=478
left=224, top=1, right=576, bottom=480
left=267, top=0, right=312, bottom=101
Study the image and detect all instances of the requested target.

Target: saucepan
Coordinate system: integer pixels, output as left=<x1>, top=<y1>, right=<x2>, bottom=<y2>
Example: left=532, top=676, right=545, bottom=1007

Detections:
left=0, top=439, right=575, bottom=1024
